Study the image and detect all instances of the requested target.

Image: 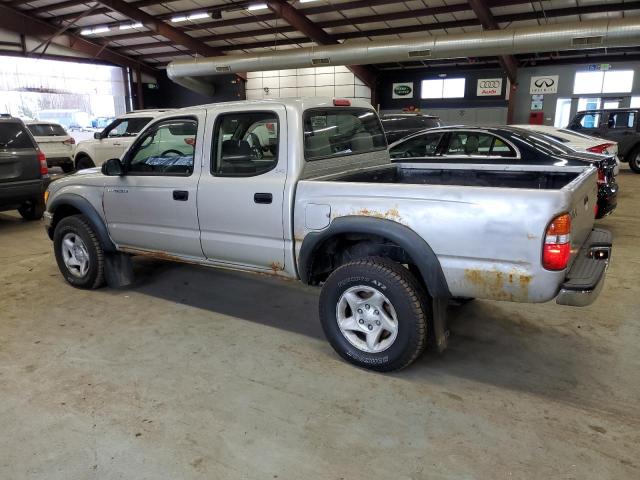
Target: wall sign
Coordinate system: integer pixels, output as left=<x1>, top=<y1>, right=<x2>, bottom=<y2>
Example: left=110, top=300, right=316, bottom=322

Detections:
left=392, top=82, right=414, bottom=99
left=476, top=78, right=503, bottom=96
left=531, top=94, right=544, bottom=111
left=529, top=75, right=559, bottom=94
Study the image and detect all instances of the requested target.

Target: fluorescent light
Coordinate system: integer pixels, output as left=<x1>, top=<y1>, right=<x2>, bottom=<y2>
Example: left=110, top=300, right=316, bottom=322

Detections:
left=247, top=3, right=267, bottom=10
left=119, top=22, right=143, bottom=30
left=187, top=12, right=210, bottom=20
left=300, top=0, right=318, bottom=2
left=171, top=12, right=211, bottom=22
left=80, top=26, right=110, bottom=35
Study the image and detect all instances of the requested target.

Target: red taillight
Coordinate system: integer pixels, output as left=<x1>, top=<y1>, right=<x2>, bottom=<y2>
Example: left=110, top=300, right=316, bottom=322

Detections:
left=587, top=143, right=615, bottom=154
left=333, top=98, right=351, bottom=106
left=597, top=168, right=606, bottom=185
left=38, top=149, right=49, bottom=177
left=542, top=213, right=571, bottom=271
left=63, top=137, right=75, bottom=145
left=594, top=203, right=599, bottom=217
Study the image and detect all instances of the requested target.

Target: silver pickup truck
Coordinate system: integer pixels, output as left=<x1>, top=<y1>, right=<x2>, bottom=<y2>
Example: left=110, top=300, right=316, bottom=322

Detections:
left=43, top=98, right=612, bottom=371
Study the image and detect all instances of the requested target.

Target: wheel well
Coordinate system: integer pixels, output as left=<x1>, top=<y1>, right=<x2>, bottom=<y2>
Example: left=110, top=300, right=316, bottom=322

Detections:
left=48, top=204, right=82, bottom=239
left=306, top=233, right=430, bottom=293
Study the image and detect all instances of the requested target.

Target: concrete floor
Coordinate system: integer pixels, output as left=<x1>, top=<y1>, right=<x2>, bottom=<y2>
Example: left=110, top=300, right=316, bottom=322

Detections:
left=1, top=168, right=639, bottom=480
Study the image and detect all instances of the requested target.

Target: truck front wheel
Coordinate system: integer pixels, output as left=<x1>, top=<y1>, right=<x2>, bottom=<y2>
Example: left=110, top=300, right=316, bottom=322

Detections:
left=53, top=215, right=105, bottom=289
left=628, top=146, right=640, bottom=173
left=319, top=257, right=428, bottom=372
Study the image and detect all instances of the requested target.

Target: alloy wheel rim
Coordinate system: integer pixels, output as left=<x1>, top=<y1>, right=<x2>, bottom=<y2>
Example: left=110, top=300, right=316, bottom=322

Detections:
left=336, top=285, right=399, bottom=353
left=61, top=233, right=90, bottom=278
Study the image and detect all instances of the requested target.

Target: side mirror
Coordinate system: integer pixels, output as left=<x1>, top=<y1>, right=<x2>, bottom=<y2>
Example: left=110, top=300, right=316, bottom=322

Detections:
left=102, top=158, right=124, bottom=176
left=94, top=132, right=103, bottom=140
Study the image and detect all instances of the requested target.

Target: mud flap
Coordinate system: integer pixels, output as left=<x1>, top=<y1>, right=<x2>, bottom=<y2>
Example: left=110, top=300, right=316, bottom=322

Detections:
left=431, top=296, right=450, bottom=353
left=104, top=252, right=134, bottom=288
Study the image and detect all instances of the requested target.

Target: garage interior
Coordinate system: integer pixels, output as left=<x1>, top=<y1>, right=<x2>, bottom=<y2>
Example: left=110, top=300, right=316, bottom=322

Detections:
left=1, top=0, right=640, bottom=479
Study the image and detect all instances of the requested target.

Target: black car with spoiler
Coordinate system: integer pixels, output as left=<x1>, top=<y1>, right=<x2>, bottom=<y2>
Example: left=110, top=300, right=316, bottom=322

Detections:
left=389, top=125, right=618, bottom=218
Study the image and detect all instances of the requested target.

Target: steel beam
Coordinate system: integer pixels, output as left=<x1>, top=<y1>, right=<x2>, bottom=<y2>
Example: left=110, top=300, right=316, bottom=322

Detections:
left=0, top=3, right=156, bottom=76
left=467, top=0, right=518, bottom=83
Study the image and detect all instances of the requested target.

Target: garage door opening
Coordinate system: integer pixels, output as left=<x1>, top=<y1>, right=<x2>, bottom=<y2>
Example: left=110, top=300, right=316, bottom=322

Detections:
left=0, top=56, right=129, bottom=143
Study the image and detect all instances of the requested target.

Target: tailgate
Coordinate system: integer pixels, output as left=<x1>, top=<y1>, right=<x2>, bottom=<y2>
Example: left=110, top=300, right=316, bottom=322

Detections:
left=564, top=167, right=598, bottom=267
left=0, top=148, right=40, bottom=184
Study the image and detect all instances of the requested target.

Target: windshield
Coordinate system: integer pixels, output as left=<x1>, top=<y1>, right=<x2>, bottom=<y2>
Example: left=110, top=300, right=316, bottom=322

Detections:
left=27, top=123, right=67, bottom=136
left=303, top=108, right=387, bottom=161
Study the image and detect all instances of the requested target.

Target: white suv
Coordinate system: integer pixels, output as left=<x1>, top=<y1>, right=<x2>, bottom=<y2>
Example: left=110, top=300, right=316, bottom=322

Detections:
left=74, top=109, right=173, bottom=170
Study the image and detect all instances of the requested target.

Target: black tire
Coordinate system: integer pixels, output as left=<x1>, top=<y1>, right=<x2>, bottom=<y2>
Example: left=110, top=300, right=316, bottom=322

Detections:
left=60, top=163, right=74, bottom=173
left=18, top=198, right=45, bottom=220
left=53, top=215, right=105, bottom=289
left=628, top=146, right=640, bottom=173
left=75, top=155, right=95, bottom=170
left=319, top=257, right=428, bottom=372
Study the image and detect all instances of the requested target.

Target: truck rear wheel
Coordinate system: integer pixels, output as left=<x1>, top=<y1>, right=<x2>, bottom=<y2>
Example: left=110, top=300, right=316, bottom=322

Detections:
left=629, top=147, right=640, bottom=173
left=53, top=215, right=105, bottom=289
left=319, top=257, right=428, bottom=372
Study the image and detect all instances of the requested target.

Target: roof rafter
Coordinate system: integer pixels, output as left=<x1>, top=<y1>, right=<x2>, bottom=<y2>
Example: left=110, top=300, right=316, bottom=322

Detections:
left=0, top=3, right=156, bottom=76
left=467, top=0, right=518, bottom=83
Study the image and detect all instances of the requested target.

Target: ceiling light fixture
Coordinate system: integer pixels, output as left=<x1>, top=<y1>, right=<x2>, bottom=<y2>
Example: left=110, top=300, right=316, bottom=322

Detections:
left=171, top=11, right=211, bottom=22
left=119, top=22, right=143, bottom=30
left=80, top=26, right=110, bottom=35
left=247, top=3, right=268, bottom=11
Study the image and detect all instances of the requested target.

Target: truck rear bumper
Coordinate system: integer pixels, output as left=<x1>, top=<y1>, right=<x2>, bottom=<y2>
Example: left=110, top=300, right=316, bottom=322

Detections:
left=556, top=228, right=612, bottom=307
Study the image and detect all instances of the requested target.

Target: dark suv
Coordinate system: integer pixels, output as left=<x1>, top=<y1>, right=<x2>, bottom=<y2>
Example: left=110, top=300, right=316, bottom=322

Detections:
left=0, top=115, right=49, bottom=220
left=569, top=108, right=640, bottom=173
left=380, top=113, right=441, bottom=144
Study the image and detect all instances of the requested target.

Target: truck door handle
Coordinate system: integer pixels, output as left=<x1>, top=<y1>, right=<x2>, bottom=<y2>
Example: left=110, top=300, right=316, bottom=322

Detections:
left=173, top=190, right=189, bottom=201
left=254, top=193, right=273, bottom=204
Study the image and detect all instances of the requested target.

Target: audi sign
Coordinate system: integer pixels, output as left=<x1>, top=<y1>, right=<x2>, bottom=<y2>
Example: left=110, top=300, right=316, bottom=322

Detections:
left=476, top=78, right=503, bottom=96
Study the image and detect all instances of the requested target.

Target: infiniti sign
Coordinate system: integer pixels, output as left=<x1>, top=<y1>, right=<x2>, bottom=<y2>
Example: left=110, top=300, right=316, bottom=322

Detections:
left=530, top=75, right=559, bottom=94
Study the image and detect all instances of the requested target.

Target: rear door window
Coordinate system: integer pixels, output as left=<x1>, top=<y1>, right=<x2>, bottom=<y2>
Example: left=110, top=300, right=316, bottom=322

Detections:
left=606, top=111, right=635, bottom=129
left=0, top=123, right=35, bottom=149
left=444, top=132, right=516, bottom=158
left=389, top=133, right=443, bottom=159
left=27, top=124, right=67, bottom=136
left=304, top=108, right=387, bottom=160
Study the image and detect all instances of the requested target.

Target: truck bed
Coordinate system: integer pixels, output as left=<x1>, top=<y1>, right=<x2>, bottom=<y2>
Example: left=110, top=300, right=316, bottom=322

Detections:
left=328, top=163, right=580, bottom=190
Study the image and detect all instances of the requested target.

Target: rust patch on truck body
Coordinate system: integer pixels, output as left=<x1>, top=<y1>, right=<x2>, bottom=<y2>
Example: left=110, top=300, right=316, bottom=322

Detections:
left=464, top=268, right=532, bottom=302
left=354, top=207, right=404, bottom=223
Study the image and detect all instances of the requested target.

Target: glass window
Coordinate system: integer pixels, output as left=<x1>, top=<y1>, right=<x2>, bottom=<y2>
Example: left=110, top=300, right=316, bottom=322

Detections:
left=574, top=70, right=634, bottom=94
left=578, top=113, right=600, bottom=129
left=105, top=117, right=152, bottom=138
left=421, top=78, right=465, bottom=99
left=26, top=123, right=67, bottom=136
left=631, top=97, right=640, bottom=108
left=0, top=123, right=35, bottom=149
left=602, top=70, right=634, bottom=93
left=213, top=112, right=279, bottom=176
left=607, top=112, right=635, bottom=129
left=126, top=118, right=197, bottom=176
left=445, top=132, right=515, bottom=157
left=303, top=108, right=386, bottom=161
left=389, top=133, right=443, bottom=159
left=574, top=71, right=604, bottom=94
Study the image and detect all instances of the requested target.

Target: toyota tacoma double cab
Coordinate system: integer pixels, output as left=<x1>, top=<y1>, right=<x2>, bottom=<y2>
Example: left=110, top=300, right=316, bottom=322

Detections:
left=43, top=98, right=612, bottom=371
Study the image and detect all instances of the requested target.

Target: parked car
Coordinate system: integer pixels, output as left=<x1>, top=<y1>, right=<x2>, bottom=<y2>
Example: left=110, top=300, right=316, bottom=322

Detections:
left=25, top=121, right=75, bottom=173
left=44, top=99, right=612, bottom=372
left=73, top=109, right=173, bottom=170
left=568, top=108, right=640, bottom=173
left=389, top=126, right=618, bottom=218
left=0, top=114, right=49, bottom=220
left=380, top=113, right=441, bottom=143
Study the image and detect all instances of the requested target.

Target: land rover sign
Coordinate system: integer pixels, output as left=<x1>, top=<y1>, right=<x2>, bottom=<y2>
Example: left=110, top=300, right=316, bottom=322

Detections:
left=392, top=82, right=414, bottom=99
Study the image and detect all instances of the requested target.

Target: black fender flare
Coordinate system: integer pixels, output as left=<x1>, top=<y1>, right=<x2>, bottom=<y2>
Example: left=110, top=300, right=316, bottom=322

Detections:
left=298, top=216, right=450, bottom=298
left=47, top=193, right=116, bottom=252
